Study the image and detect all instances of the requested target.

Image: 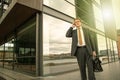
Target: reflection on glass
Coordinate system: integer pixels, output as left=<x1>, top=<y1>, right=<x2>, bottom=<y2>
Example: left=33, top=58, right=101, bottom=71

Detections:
left=4, top=40, right=14, bottom=69
left=93, top=4, right=105, bottom=32
left=112, top=0, right=120, bottom=30
left=107, top=38, right=114, bottom=62
left=97, top=34, right=108, bottom=63
left=113, top=41, right=118, bottom=61
left=0, top=39, right=14, bottom=69
left=0, top=45, right=4, bottom=67
left=19, top=48, right=24, bottom=56
left=43, top=0, right=75, bottom=17
left=14, top=18, right=36, bottom=74
left=95, top=0, right=101, bottom=5
left=43, top=14, right=78, bottom=75
left=0, top=0, right=12, bottom=16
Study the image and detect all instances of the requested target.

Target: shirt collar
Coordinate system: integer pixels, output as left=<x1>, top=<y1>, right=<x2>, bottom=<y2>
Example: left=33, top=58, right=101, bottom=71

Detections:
left=73, top=26, right=82, bottom=30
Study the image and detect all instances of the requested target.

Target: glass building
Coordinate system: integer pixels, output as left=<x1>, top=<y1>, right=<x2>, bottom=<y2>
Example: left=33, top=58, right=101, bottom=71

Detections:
left=0, top=0, right=119, bottom=79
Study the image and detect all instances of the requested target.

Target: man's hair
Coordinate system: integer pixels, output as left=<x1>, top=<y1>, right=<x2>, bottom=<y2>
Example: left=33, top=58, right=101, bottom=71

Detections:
left=74, top=17, right=81, bottom=21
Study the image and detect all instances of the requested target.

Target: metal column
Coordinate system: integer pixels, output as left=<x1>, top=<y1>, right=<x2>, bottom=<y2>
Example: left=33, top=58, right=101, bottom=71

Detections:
left=36, top=13, right=43, bottom=76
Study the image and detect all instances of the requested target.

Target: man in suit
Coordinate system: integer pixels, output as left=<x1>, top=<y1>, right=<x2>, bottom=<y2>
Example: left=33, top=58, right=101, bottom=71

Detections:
left=66, top=18, right=96, bottom=80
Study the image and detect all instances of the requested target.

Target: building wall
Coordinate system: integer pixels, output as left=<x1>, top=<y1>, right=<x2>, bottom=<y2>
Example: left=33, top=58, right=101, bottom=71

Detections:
left=0, top=0, right=119, bottom=79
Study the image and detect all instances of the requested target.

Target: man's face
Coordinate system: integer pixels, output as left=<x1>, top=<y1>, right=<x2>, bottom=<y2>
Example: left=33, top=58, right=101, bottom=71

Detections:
left=74, top=19, right=81, bottom=27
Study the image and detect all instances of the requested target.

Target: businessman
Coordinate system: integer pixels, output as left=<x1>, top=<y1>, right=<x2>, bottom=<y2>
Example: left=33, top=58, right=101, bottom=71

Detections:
left=66, top=18, right=96, bottom=80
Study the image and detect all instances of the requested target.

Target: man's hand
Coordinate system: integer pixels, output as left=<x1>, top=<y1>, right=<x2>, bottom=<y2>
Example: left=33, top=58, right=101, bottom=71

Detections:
left=72, top=24, right=75, bottom=28
left=93, top=51, right=96, bottom=57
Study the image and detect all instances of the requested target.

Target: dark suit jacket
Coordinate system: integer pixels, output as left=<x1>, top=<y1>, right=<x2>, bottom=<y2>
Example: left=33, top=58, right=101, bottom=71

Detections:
left=66, top=27, right=95, bottom=56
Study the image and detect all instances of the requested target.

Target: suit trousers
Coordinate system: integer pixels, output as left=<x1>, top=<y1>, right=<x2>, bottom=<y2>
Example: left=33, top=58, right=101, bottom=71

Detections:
left=75, top=47, right=96, bottom=80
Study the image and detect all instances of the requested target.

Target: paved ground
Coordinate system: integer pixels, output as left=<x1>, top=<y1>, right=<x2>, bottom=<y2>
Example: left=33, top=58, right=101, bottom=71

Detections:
left=51, top=61, right=120, bottom=80
left=0, top=61, right=120, bottom=80
left=0, top=76, right=6, bottom=80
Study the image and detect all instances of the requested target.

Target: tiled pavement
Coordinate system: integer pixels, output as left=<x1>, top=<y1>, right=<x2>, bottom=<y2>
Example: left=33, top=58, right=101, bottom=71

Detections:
left=47, top=61, right=120, bottom=80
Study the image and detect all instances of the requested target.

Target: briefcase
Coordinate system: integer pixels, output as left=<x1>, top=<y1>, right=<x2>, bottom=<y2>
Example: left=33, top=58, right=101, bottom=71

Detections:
left=93, top=57, right=103, bottom=72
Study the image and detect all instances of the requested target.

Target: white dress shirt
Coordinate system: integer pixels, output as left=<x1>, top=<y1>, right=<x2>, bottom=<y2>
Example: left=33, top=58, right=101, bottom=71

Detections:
left=73, top=26, right=86, bottom=46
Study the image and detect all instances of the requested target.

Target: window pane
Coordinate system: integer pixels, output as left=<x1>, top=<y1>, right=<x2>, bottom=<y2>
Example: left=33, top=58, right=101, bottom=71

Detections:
left=95, top=0, right=101, bottom=5
left=0, top=45, right=4, bottom=67
left=43, top=0, right=75, bottom=17
left=93, top=4, right=105, bottom=32
left=43, top=14, right=78, bottom=75
left=15, top=17, right=36, bottom=75
left=113, top=41, right=118, bottom=61
left=97, top=34, right=108, bottom=63
left=112, top=0, right=120, bottom=30
left=4, top=40, right=14, bottom=69
left=107, top=38, right=114, bottom=62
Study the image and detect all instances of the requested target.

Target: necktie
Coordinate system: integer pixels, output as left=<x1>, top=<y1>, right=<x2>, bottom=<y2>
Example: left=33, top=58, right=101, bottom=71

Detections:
left=77, top=28, right=83, bottom=45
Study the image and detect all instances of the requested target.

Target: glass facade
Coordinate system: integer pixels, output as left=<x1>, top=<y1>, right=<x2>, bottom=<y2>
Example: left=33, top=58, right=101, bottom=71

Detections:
left=0, top=17, right=36, bottom=75
left=43, top=14, right=78, bottom=75
left=92, top=0, right=118, bottom=64
left=42, top=0, right=119, bottom=76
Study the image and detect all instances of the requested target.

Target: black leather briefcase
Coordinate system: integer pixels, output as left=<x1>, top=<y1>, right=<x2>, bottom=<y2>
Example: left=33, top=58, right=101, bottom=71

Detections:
left=93, top=57, right=103, bottom=72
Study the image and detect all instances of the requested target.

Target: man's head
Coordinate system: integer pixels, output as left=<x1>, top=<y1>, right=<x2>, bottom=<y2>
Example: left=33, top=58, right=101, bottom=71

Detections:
left=73, top=18, right=81, bottom=28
